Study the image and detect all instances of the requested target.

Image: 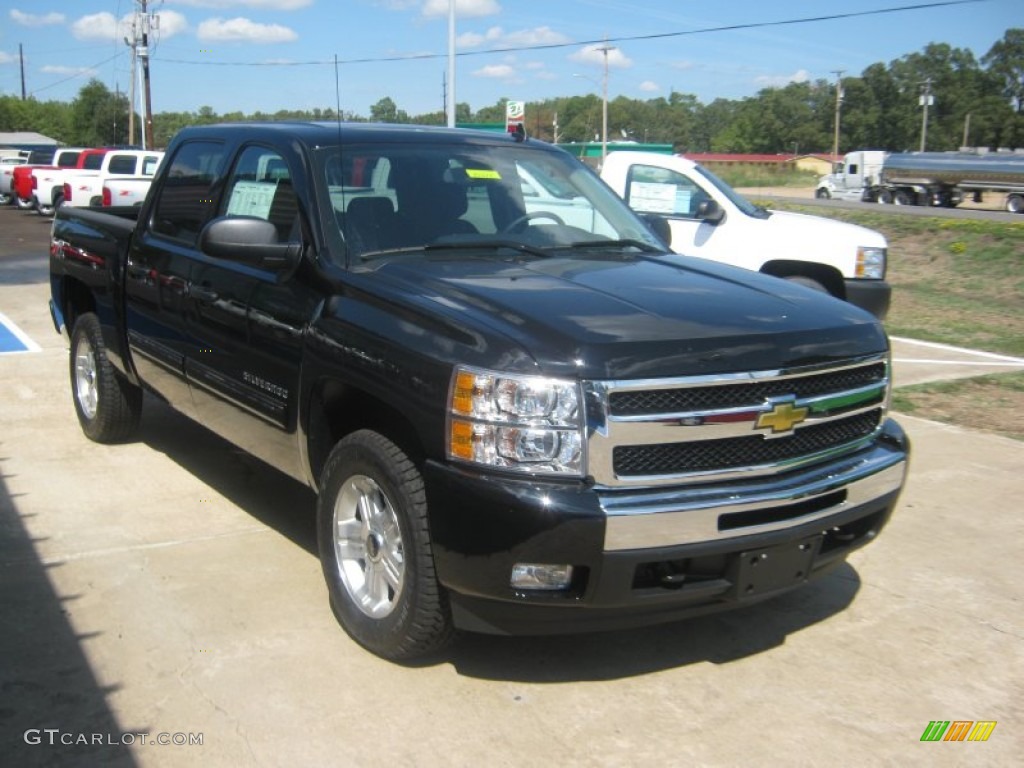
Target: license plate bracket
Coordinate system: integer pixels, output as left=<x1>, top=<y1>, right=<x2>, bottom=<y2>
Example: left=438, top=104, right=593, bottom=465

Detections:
left=730, top=535, right=822, bottom=599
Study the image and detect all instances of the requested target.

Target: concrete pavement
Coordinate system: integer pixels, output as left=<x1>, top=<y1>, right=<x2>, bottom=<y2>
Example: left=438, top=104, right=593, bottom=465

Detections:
left=1, top=208, right=1021, bottom=766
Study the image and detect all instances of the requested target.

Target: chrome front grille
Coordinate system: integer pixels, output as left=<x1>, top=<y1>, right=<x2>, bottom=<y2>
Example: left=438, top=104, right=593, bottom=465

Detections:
left=584, top=355, right=890, bottom=488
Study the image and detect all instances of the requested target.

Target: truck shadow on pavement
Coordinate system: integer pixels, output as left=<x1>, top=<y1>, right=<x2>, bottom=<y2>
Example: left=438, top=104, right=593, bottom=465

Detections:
left=445, top=570, right=860, bottom=682
left=136, top=396, right=318, bottom=554
left=134, top=396, right=862, bottom=682
left=0, top=460, right=138, bottom=767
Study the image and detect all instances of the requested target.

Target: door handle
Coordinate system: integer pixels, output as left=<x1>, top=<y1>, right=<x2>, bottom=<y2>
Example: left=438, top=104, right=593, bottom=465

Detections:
left=188, top=283, right=219, bottom=303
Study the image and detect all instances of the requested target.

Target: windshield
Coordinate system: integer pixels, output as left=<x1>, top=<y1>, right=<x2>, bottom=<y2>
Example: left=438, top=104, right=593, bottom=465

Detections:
left=319, top=142, right=664, bottom=263
left=692, top=164, right=769, bottom=219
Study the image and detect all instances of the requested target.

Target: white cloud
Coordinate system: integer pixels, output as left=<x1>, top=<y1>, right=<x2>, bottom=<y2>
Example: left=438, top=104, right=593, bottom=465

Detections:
left=639, top=80, right=660, bottom=93
left=473, top=64, right=516, bottom=79
left=41, top=65, right=97, bottom=76
left=0, top=52, right=16, bottom=65
left=71, top=12, right=122, bottom=42
left=754, top=69, right=810, bottom=88
left=10, top=10, right=66, bottom=26
left=423, top=0, right=501, bottom=20
left=197, top=17, right=299, bottom=43
left=71, top=11, right=188, bottom=42
left=169, top=0, right=311, bottom=8
left=458, top=25, right=568, bottom=50
left=570, top=44, right=633, bottom=69
left=154, top=11, right=190, bottom=39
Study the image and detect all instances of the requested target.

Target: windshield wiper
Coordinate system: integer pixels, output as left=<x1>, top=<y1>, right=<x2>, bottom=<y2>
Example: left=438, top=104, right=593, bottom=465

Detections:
left=360, top=239, right=553, bottom=263
left=567, top=238, right=664, bottom=253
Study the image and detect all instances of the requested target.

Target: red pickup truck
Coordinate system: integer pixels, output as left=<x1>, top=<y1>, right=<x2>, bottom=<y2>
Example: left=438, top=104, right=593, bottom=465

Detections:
left=11, top=148, right=99, bottom=211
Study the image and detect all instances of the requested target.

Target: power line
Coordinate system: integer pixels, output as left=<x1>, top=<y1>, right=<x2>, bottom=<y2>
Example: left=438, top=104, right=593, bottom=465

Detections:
left=29, top=52, right=124, bottom=96
left=155, top=0, right=991, bottom=69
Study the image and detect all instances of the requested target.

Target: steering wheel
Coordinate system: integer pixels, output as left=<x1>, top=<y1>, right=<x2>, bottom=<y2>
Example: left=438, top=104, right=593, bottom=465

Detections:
left=501, top=211, right=565, bottom=232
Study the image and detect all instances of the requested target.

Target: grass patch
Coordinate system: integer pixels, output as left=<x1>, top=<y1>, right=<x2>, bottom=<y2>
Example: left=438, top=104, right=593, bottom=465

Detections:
left=765, top=204, right=1024, bottom=358
left=890, top=372, right=1024, bottom=441
left=714, top=168, right=819, bottom=189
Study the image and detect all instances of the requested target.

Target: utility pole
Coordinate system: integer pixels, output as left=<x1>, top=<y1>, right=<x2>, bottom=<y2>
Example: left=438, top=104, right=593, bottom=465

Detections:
left=831, top=70, right=844, bottom=162
left=597, top=40, right=616, bottom=165
left=125, top=21, right=138, bottom=146
left=446, top=0, right=455, bottom=127
left=19, top=44, right=26, bottom=100
left=139, top=0, right=155, bottom=149
left=919, top=78, right=933, bottom=152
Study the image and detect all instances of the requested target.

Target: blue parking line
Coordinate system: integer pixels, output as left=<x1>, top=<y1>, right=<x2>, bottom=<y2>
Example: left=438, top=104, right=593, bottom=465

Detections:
left=0, top=313, right=40, bottom=354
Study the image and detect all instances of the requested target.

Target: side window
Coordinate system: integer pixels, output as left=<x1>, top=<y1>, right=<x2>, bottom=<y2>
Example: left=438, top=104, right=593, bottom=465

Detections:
left=141, top=156, right=161, bottom=177
left=625, top=164, right=706, bottom=217
left=152, top=141, right=227, bottom=244
left=108, top=155, right=138, bottom=175
left=83, top=153, right=105, bottom=171
left=848, top=163, right=859, bottom=175
left=223, top=145, right=299, bottom=243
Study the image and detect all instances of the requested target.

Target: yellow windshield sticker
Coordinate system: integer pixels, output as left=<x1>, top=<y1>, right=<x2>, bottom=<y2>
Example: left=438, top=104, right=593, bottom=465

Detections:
left=466, top=169, right=501, bottom=180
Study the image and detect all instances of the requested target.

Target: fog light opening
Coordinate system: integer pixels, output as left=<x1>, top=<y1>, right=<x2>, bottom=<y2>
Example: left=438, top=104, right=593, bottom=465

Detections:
left=511, top=563, right=574, bottom=591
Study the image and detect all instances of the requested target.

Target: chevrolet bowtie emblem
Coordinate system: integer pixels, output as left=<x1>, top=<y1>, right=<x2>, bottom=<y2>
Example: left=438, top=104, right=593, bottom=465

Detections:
left=755, top=400, right=808, bottom=435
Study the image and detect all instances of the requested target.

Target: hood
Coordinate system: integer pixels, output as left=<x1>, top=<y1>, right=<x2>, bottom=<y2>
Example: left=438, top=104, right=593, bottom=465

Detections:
left=368, top=252, right=887, bottom=380
left=763, top=208, right=887, bottom=249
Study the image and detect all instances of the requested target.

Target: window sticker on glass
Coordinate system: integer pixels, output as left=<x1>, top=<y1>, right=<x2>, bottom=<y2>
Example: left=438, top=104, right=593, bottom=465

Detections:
left=227, top=180, right=277, bottom=219
left=466, top=168, right=501, bottom=180
left=674, top=188, right=693, bottom=214
left=630, top=181, right=681, bottom=214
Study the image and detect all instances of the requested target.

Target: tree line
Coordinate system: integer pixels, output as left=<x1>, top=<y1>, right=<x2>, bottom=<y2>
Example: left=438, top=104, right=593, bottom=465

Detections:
left=2, top=29, right=1021, bottom=154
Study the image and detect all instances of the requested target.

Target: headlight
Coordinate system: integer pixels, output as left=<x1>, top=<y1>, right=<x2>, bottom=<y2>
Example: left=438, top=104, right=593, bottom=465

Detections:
left=447, top=366, right=583, bottom=476
left=856, top=246, right=887, bottom=279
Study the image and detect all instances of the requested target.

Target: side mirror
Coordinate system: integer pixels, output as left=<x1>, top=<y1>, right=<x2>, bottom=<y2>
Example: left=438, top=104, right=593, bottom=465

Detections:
left=198, top=216, right=301, bottom=271
left=641, top=214, right=672, bottom=248
left=695, top=199, right=725, bottom=224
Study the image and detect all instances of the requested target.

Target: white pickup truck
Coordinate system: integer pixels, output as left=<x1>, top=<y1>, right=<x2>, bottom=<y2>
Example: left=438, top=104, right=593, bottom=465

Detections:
left=100, top=174, right=157, bottom=207
left=56, top=150, right=164, bottom=214
left=599, top=151, right=891, bottom=318
left=0, top=156, right=28, bottom=205
left=31, top=149, right=109, bottom=215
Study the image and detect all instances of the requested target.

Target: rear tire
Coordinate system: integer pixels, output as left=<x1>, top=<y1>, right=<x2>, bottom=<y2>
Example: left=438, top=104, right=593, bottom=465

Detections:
left=893, top=190, right=914, bottom=206
left=876, top=189, right=893, bottom=205
left=15, top=196, right=33, bottom=210
left=1007, top=194, right=1024, bottom=214
left=70, top=313, right=142, bottom=443
left=317, top=430, right=453, bottom=660
left=39, top=194, right=61, bottom=217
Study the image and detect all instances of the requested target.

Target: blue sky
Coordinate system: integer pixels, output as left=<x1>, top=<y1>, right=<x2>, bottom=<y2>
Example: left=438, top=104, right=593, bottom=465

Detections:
left=0, top=0, right=1018, bottom=118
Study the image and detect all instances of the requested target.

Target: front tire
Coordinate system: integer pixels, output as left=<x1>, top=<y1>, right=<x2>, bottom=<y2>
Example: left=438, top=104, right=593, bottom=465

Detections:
left=785, top=275, right=830, bottom=294
left=70, top=313, right=142, bottom=443
left=317, top=430, right=453, bottom=660
left=815, top=188, right=831, bottom=200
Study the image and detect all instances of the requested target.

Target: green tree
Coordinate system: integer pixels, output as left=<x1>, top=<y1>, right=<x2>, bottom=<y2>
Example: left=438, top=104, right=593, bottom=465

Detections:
left=70, top=79, right=129, bottom=146
left=983, top=28, right=1024, bottom=113
left=369, top=97, right=408, bottom=123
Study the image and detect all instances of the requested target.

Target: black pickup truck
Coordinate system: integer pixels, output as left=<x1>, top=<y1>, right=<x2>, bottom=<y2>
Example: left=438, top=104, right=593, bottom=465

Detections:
left=49, top=122, right=908, bottom=660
